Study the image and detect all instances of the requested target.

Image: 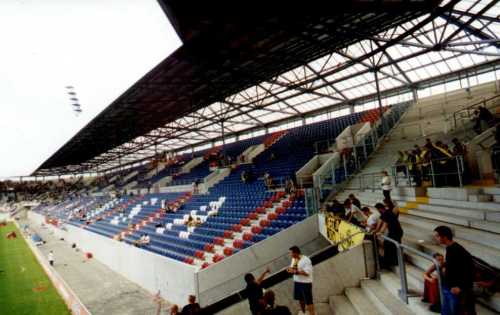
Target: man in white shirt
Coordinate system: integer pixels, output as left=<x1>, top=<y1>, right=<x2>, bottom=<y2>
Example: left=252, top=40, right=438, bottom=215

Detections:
left=287, top=246, right=315, bottom=315
left=381, top=171, right=392, bottom=201
left=361, top=207, right=380, bottom=232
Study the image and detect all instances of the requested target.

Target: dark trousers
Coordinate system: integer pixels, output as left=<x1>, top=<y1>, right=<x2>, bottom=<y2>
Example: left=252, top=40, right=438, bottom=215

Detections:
left=383, top=189, right=391, bottom=201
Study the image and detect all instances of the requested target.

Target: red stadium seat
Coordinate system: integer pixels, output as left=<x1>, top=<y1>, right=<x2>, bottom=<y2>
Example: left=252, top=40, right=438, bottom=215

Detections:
left=223, top=230, right=233, bottom=238
left=204, top=243, right=214, bottom=252
left=233, top=239, right=244, bottom=248
left=267, top=213, right=278, bottom=220
left=223, top=247, right=234, bottom=256
left=243, top=232, right=253, bottom=241
left=251, top=226, right=262, bottom=234
left=240, top=218, right=251, bottom=226
left=213, top=237, right=225, bottom=246
left=195, top=250, right=205, bottom=259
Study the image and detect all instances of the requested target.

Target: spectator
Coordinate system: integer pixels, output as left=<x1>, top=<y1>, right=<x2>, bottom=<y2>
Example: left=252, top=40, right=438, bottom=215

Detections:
left=433, top=226, right=476, bottom=315
left=143, top=234, right=150, bottom=246
left=451, top=138, right=466, bottom=157
left=381, top=171, right=392, bottom=201
left=181, top=295, right=201, bottom=315
left=383, top=198, right=399, bottom=218
left=344, top=198, right=366, bottom=226
left=422, top=253, right=445, bottom=313
left=284, top=178, right=295, bottom=195
left=244, top=267, right=271, bottom=315
left=170, top=304, right=180, bottom=315
left=287, top=245, right=315, bottom=315
left=241, top=171, right=247, bottom=184
left=134, top=234, right=146, bottom=247
left=473, top=106, right=496, bottom=134
left=264, top=172, right=273, bottom=190
left=361, top=207, right=379, bottom=232
left=348, top=194, right=361, bottom=209
left=48, top=250, right=54, bottom=266
left=374, top=203, right=403, bottom=269
left=491, top=125, right=500, bottom=183
left=262, top=290, right=292, bottom=315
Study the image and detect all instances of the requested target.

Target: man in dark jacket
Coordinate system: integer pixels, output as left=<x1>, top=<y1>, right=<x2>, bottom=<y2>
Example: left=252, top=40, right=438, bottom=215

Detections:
left=434, top=226, right=476, bottom=315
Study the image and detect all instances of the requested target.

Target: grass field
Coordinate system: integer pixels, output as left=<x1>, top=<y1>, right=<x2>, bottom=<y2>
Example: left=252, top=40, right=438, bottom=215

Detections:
left=0, top=222, right=70, bottom=315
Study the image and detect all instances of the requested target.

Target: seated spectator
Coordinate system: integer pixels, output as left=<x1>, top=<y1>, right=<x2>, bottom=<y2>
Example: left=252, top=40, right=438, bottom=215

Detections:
left=133, top=234, right=146, bottom=247
left=262, top=290, right=292, bottom=315
left=181, top=295, right=201, bottom=315
left=284, top=178, right=295, bottom=195
left=241, top=171, right=247, bottom=184
left=195, top=217, right=202, bottom=227
left=348, top=194, right=361, bottom=209
left=142, top=234, right=150, bottom=246
left=264, top=172, right=273, bottom=189
left=186, top=215, right=195, bottom=227
left=422, top=253, right=445, bottom=312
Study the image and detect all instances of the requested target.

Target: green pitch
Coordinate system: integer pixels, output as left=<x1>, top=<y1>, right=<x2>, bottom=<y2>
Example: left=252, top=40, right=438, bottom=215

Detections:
left=0, top=222, right=70, bottom=315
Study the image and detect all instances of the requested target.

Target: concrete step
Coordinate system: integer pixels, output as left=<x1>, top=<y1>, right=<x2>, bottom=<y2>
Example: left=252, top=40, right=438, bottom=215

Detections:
left=400, top=215, right=500, bottom=252
left=361, top=279, right=415, bottom=315
left=425, top=197, right=500, bottom=212
left=379, top=270, right=434, bottom=315
left=345, top=287, right=384, bottom=315
left=401, top=222, right=500, bottom=271
left=329, top=295, right=359, bottom=315
left=398, top=251, right=500, bottom=315
left=416, top=204, right=486, bottom=221
left=470, top=220, right=500, bottom=234
left=404, top=208, right=471, bottom=227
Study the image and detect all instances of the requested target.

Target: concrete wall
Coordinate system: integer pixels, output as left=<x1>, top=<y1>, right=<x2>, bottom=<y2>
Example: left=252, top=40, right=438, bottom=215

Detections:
left=216, top=242, right=371, bottom=315
left=197, top=215, right=323, bottom=306
left=28, top=212, right=330, bottom=309
left=28, top=211, right=196, bottom=306
left=159, top=184, right=192, bottom=193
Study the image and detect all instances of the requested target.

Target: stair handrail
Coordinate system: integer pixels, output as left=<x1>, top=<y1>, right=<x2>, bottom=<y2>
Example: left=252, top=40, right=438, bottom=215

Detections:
left=375, top=234, right=445, bottom=313
left=452, top=93, right=500, bottom=131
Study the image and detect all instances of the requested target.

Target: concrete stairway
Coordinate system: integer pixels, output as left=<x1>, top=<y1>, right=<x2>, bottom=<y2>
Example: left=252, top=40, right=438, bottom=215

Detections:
left=336, top=187, right=500, bottom=313
left=342, top=83, right=500, bottom=191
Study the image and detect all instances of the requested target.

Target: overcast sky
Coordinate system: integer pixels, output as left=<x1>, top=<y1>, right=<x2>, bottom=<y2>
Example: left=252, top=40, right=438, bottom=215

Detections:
left=0, top=0, right=181, bottom=179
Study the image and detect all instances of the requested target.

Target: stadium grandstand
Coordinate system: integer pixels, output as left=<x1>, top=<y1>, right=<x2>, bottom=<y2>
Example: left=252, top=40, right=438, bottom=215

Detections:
left=2, top=0, right=500, bottom=314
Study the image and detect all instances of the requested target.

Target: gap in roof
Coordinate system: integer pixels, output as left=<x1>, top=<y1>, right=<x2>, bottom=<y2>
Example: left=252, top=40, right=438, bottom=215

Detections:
left=0, top=0, right=181, bottom=178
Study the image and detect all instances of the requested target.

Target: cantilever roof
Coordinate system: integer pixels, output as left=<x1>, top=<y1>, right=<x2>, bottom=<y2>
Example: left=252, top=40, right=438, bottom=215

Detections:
left=34, top=0, right=500, bottom=176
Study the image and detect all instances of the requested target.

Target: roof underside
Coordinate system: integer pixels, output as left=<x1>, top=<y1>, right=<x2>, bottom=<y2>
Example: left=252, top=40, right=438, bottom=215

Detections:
left=34, top=0, right=500, bottom=176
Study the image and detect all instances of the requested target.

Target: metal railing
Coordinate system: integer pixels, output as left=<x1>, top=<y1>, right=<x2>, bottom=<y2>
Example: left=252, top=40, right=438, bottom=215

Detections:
left=374, top=234, right=445, bottom=310
left=307, top=108, right=411, bottom=204
left=350, top=155, right=465, bottom=191
left=452, top=93, right=500, bottom=130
